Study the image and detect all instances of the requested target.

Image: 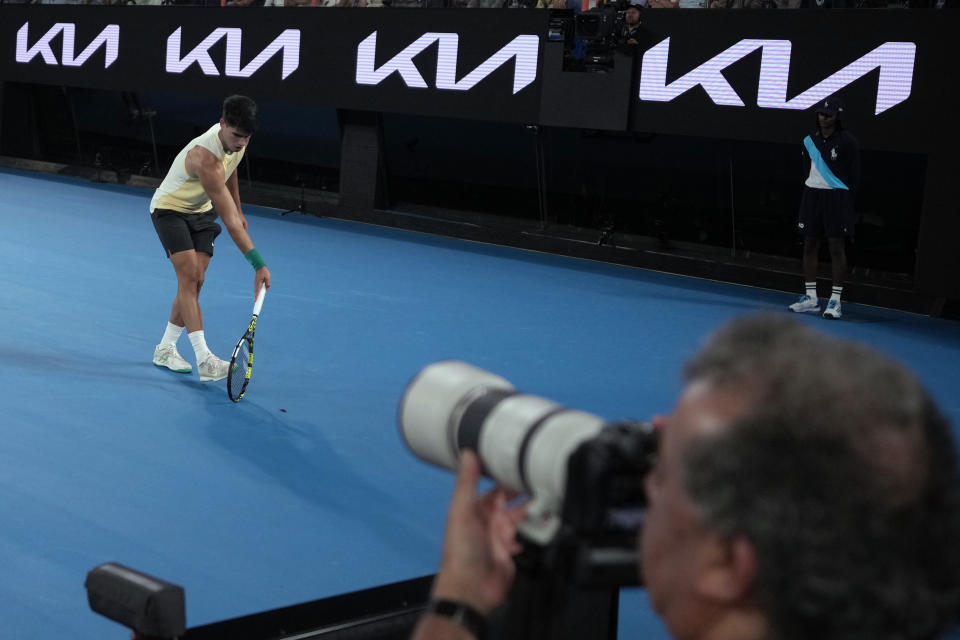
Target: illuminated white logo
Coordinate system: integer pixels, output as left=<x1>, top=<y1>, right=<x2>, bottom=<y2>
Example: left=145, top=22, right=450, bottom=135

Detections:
left=356, top=31, right=539, bottom=95
left=16, top=22, right=119, bottom=68
left=639, top=38, right=916, bottom=115
left=166, top=28, right=300, bottom=79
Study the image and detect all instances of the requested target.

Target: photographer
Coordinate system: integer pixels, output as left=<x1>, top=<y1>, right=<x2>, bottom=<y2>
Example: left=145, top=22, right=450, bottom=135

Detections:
left=411, top=314, right=960, bottom=640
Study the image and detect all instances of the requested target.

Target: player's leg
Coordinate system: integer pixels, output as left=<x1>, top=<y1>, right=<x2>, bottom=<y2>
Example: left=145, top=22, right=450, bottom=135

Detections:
left=196, top=251, right=211, bottom=296
left=167, top=236, right=211, bottom=326
left=169, top=249, right=205, bottom=334
left=151, top=210, right=195, bottom=373
left=170, top=249, right=225, bottom=380
left=188, top=214, right=229, bottom=381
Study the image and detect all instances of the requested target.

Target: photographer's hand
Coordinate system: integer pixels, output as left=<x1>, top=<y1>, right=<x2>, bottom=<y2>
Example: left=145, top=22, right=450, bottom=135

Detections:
left=431, top=450, right=526, bottom=614
left=413, top=451, right=526, bottom=639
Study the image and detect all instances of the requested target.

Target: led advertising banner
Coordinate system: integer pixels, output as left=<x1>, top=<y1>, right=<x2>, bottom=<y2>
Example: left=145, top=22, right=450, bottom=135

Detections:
left=627, top=10, right=956, bottom=152
left=0, top=7, right=548, bottom=123
left=1, top=7, right=956, bottom=151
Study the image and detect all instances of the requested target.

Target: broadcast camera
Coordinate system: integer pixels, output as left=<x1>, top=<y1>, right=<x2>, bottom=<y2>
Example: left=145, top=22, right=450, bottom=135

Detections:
left=576, top=5, right=626, bottom=49
left=568, top=0, right=640, bottom=72
left=399, top=361, right=658, bottom=588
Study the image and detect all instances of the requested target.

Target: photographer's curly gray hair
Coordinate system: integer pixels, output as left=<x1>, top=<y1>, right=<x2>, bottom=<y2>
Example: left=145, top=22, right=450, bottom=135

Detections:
left=681, top=315, right=960, bottom=640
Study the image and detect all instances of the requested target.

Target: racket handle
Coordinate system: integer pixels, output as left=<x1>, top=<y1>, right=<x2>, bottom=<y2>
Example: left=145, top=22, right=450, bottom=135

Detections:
left=253, top=284, right=267, bottom=316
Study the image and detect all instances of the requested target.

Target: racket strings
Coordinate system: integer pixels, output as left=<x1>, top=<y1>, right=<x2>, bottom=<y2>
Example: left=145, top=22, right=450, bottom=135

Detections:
left=229, top=339, right=251, bottom=399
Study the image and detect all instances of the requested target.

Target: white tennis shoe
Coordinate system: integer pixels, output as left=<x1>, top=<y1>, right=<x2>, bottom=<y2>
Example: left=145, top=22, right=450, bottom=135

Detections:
left=822, top=299, right=842, bottom=319
left=788, top=295, right=820, bottom=314
left=198, top=355, right=230, bottom=382
left=153, top=344, right=192, bottom=374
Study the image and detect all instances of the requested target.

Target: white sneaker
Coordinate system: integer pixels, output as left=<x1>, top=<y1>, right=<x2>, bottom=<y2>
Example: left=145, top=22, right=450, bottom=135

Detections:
left=822, top=299, right=842, bottom=319
left=788, top=295, right=820, bottom=313
left=198, top=355, right=230, bottom=382
left=153, top=344, right=192, bottom=373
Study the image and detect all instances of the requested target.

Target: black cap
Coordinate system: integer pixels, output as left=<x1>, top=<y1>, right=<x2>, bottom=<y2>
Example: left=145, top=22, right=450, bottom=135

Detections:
left=816, top=98, right=844, bottom=117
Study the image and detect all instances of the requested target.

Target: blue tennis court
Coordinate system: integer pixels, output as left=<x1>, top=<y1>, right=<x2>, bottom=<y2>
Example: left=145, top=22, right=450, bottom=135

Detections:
left=1, top=167, right=958, bottom=640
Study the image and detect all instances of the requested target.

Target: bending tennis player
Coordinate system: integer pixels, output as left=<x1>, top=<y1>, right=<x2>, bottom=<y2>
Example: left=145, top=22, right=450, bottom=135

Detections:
left=150, top=95, right=271, bottom=382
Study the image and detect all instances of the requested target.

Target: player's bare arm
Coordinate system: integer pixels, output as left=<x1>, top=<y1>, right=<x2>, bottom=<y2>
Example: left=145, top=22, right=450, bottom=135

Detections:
left=187, top=146, right=271, bottom=293
left=226, top=169, right=248, bottom=231
left=185, top=146, right=252, bottom=251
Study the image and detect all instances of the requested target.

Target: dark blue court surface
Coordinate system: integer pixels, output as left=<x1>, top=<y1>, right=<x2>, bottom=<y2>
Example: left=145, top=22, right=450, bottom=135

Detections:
left=0, top=168, right=958, bottom=640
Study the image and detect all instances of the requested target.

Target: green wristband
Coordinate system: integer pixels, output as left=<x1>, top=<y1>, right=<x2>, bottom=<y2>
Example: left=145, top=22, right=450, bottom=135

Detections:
left=244, top=248, right=266, bottom=270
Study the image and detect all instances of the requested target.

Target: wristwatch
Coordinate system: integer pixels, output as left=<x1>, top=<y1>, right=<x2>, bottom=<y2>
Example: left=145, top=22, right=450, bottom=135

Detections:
left=425, top=598, right=487, bottom=640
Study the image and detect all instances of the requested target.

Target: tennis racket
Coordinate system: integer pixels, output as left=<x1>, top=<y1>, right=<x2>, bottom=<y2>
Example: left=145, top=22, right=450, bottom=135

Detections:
left=228, top=284, right=267, bottom=402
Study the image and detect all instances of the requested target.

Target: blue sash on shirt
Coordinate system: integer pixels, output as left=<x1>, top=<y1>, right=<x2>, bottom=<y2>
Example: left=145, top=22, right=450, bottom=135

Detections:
left=804, top=135, right=849, bottom=190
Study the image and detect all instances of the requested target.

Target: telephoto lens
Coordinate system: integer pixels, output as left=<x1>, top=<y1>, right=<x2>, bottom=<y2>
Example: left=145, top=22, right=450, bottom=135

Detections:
left=399, top=361, right=609, bottom=544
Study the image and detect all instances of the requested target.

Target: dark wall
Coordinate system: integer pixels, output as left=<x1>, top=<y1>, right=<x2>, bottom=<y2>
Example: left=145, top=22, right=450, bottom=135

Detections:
left=0, top=82, right=930, bottom=278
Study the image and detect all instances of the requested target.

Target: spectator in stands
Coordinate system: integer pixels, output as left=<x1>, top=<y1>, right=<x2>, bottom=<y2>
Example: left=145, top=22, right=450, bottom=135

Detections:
left=165, top=0, right=221, bottom=6
left=409, top=314, right=960, bottom=640
left=620, top=3, right=643, bottom=44
left=788, top=97, right=860, bottom=320
left=650, top=0, right=708, bottom=8
left=709, top=0, right=766, bottom=8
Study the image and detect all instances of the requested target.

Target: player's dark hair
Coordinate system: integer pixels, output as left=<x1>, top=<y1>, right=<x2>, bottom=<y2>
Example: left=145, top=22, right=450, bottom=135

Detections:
left=682, top=315, right=960, bottom=640
left=222, top=95, right=258, bottom=135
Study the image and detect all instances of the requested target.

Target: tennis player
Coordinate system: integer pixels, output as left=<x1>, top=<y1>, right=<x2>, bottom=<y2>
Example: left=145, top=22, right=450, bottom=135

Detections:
left=150, top=95, right=271, bottom=382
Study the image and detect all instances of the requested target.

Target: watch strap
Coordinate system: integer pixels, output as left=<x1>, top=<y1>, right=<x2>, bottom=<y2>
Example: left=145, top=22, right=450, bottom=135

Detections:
left=425, top=598, right=487, bottom=640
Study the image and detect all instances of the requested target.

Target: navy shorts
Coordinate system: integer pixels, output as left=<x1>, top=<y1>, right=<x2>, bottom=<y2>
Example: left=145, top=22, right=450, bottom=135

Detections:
left=151, top=209, right=222, bottom=257
left=797, top=187, right=856, bottom=239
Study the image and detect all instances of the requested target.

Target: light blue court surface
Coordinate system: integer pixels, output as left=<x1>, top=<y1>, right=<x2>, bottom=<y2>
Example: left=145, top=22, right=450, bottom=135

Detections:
left=0, top=167, right=958, bottom=640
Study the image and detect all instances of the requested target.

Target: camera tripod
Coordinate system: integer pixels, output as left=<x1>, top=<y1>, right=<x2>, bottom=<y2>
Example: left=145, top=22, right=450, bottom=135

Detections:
left=281, top=182, right=311, bottom=216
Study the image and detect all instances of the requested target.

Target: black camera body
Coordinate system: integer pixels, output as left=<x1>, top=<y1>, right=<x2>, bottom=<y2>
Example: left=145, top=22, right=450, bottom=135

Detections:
left=575, top=6, right=628, bottom=49
left=571, top=5, right=636, bottom=72
left=553, top=420, right=657, bottom=586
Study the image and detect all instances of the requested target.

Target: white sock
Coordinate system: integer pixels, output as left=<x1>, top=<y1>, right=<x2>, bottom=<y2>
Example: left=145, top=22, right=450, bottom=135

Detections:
left=160, top=322, right=184, bottom=347
left=830, top=286, right=843, bottom=302
left=805, top=282, right=817, bottom=300
left=188, top=330, right=214, bottom=364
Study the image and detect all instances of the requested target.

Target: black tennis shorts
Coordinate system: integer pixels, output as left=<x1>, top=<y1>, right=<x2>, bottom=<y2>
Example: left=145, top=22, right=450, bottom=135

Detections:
left=151, top=209, right=222, bottom=257
left=797, top=187, right=856, bottom=239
